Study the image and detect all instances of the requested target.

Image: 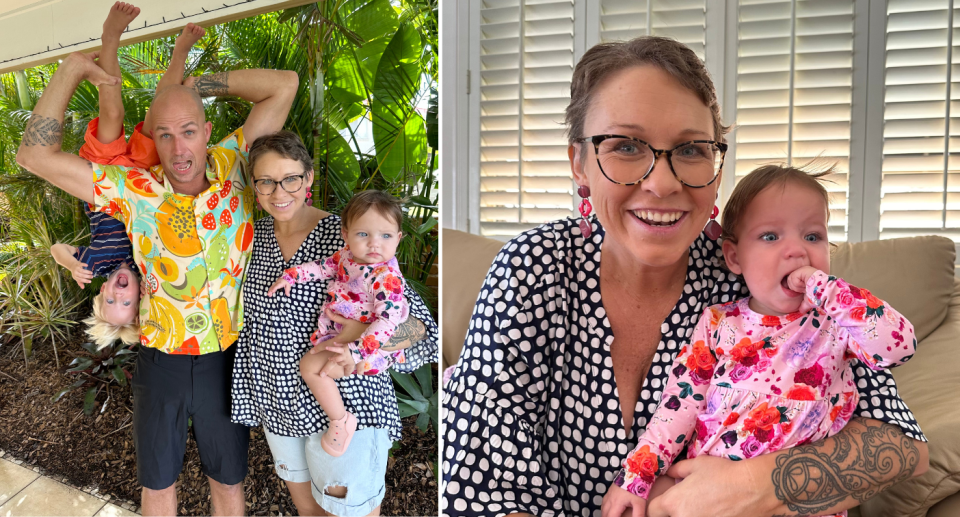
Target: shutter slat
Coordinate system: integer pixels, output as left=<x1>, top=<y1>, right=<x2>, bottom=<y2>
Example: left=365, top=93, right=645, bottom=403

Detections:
left=881, top=1, right=955, bottom=239
left=735, top=0, right=854, bottom=241
left=479, top=0, right=577, bottom=236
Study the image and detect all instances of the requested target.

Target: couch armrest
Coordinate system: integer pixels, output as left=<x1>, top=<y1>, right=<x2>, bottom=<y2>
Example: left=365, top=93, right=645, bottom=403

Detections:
left=859, top=279, right=960, bottom=517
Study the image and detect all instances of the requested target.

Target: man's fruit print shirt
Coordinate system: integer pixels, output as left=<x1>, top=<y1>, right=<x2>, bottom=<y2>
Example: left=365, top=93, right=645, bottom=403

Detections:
left=92, top=128, right=255, bottom=355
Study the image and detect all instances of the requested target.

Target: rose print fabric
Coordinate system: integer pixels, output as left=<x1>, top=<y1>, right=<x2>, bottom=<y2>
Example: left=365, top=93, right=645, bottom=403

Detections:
left=282, top=246, right=408, bottom=375
left=614, top=270, right=916, bottom=516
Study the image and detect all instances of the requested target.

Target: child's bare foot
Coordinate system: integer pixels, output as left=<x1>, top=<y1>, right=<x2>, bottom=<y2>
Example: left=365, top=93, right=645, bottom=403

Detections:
left=175, top=23, right=206, bottom=51
left=102, top=2, right=140, bottom=43
left=102, top=2, right=140, bottom=41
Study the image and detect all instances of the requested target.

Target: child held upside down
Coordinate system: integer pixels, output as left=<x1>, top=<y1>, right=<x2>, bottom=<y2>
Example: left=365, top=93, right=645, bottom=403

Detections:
left=602, top=165, right=917, bottom=517
left=48, top=2, right=206, bottom=348
left=268, top=190, right=409, bottom=457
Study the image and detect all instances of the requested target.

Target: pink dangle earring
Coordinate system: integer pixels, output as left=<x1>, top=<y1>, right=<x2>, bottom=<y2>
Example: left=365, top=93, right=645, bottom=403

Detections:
left=578, top=184, right=593, bottom=238
left=704, top=205, right=722, bottom=240
left=305, top=190, right=313, bottom=206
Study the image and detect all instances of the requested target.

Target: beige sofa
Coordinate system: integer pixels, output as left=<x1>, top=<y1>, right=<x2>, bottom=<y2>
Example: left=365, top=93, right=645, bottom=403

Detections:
left=442, top=229, right=960, bottom=517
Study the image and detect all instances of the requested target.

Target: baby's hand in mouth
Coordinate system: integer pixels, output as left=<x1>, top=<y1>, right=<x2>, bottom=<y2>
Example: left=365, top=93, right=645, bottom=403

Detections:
left=786, top=265, right=819, bottom=312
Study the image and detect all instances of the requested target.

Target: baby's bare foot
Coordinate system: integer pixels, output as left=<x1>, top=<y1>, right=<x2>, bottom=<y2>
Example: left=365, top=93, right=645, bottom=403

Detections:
left=175, top=23, right=206, bottom=51
left=102, top=2, right=140, bottom=42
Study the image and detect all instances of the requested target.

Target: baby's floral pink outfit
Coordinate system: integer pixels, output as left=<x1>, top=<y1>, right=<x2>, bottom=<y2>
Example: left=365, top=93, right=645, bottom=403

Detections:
left=614, top=271, right=915, bottom=517
left=282, top=246, right=408, bottom=375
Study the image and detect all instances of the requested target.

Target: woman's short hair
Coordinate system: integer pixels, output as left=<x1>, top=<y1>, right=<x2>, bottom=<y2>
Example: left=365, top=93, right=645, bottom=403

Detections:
left=340, top=190, right=403, bottom=231
left=565, top=36, right=728, bottom=144
left=83, top=293, right=140, bottom=349
left=247, top=131, right=313, bottom=182
left=720, top=164, right=834, bottom=243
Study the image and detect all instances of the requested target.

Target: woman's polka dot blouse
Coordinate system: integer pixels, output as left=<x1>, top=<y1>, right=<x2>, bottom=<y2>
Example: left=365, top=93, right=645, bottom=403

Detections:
left=441, top=216, right=925, bottom=517
left=231, top=215, right=439, bottom=441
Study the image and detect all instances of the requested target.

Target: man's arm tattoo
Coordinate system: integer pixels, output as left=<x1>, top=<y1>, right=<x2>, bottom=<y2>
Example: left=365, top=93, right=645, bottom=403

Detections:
left=22, top=114, right=62, bottom=147
left=383, top=318, right=426, bottom=351
left=771, top=420, right=920, bottom=515
left=192, top=72, right=229, bottom=97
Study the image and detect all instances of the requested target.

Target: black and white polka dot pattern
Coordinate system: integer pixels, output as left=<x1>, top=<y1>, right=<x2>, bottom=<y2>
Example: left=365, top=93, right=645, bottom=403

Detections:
left=440, top=216, right=925, bottom=517
left=231, top=215, right=438, bottom=440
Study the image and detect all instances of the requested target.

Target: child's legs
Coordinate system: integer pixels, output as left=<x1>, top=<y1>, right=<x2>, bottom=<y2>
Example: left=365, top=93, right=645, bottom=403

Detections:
left=97, top=2, right=138, bottom=143
left=156, top=24, right=203, bottom=92
left=300, top=350, right=347, bottom=420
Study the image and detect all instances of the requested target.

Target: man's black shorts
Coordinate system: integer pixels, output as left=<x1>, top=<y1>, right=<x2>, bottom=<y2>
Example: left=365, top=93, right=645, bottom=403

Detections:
left=132, top=345, right=249, bottom=490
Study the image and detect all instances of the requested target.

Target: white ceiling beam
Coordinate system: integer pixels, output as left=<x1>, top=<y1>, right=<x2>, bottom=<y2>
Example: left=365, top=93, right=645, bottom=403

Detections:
left=0, top=0, right=317, bottom=75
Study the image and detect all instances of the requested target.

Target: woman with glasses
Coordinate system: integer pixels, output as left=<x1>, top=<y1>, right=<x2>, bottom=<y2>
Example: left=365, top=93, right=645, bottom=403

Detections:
left=441, top=37, right=927, bottom=517
left=230, top=131, right=438, bottom=516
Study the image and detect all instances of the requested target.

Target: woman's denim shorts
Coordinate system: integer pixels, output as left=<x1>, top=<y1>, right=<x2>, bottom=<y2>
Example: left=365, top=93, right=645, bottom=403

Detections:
left=263, top=426, right=392, bottom=516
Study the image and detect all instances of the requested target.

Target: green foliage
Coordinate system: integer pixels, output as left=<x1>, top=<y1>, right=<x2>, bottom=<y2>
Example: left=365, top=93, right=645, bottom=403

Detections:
left=0, top=6, right=438, bottom=395
left=52, top=341, right=137, bottom=416
left=0, top=172, right=89, bottom=367
left=390, top=363, right=437, bottom=433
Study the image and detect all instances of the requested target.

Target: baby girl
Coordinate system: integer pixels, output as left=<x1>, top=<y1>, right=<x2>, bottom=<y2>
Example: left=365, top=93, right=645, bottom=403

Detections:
left=603, top=164, right=916, bottom=517
left=268, top=190, right=408, bottom=456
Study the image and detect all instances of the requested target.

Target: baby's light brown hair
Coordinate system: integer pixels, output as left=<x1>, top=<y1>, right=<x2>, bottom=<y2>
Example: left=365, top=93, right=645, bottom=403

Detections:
left=340, top=190, right=403, bottom=231
left=720, top=164, right=833, bottom=243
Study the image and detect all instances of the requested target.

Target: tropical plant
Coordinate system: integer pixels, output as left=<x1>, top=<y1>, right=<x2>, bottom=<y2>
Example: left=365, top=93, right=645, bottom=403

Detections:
left=0, top=5, right=439, bottom=421
left=53, top=341, right=137, bottom=415
left=391, top=362, right=437, bottom=433
left=0, top=172, right=90, bottom=367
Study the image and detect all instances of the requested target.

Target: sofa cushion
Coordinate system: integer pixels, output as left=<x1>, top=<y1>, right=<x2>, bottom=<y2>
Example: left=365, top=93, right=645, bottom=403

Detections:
left=441, top=229, right=504, bottom=369
left=829, top=236, right=955, bottom=342
left=926, top=491, right=960, bottom=517
left=859, top=280, right=960, bottom=517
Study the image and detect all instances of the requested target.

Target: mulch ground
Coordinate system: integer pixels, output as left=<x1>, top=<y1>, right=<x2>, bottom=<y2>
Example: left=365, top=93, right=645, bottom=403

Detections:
left=0, top=338, right=438, bottom=516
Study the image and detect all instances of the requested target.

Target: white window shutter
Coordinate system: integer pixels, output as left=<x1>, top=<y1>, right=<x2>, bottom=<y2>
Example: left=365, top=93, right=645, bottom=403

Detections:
left=880, top=0, right=960, bottom=246
left=474, top=0, right=711, bottom=238
left=734, top=0, right=855, bottom=242
left=478, top=0, right=577, bottom=237
left=599, top=0, right=707, bottom=61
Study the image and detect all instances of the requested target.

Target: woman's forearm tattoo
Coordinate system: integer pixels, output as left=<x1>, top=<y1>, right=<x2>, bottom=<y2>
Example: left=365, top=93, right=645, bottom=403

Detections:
left=22, top=114, right=62, bottom=147
left=771, top=420, right=920, bottom=515
left=383, top=318, right=426, bottom=351
left=193, top=72, right=229, bottom=97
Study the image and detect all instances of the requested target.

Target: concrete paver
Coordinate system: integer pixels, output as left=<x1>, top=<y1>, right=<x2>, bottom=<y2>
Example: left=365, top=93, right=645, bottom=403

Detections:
left=0, top=459, right=39, bottom=505
left=93, top=503, right=138, bottom=517
left=0, top=475, right=106, bottom=516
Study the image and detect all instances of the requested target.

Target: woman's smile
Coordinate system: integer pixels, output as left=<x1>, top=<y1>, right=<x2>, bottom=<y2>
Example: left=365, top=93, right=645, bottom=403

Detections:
left=627, top=208, right=690, bottom=237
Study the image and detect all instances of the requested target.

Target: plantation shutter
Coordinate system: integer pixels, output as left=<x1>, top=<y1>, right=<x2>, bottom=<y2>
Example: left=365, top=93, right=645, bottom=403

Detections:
left=477, top=0, right=577, bottom=237
left=880, top=0, right=960, bottom=246
left=475, top=0, right=709, bottom=238
left=734, top=0, right=855, bottom=242
left=599, top=0, right=706, bottom=60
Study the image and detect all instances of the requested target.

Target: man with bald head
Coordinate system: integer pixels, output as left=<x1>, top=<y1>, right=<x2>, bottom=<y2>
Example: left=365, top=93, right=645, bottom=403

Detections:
left=18, top=49, right=298, bottom=515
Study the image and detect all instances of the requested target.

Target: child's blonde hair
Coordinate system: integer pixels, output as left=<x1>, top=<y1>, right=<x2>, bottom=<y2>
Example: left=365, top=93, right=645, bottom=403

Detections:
left=83, top=292, right=140, bottom=349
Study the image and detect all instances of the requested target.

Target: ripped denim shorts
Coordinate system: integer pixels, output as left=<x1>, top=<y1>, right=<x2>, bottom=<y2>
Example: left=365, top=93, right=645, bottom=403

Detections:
left=262, top=425, right=392, bottom=516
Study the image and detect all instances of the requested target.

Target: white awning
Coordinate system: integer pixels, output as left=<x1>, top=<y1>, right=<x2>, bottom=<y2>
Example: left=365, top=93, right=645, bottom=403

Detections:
left=0, top=0, right=315, bottom=74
